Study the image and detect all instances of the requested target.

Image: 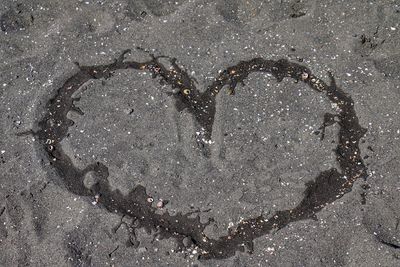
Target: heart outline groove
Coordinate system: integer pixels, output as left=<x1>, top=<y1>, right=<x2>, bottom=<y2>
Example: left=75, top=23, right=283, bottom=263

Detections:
left=31, top=49, right=367, bottom=260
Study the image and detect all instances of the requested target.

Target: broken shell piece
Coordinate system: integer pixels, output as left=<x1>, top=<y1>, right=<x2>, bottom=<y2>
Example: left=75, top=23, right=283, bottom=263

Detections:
left=301, top=72, right=309, bottom=80
left=92, top=194, right=100, bottom=205
left=156, top=200, right=164, bottom=208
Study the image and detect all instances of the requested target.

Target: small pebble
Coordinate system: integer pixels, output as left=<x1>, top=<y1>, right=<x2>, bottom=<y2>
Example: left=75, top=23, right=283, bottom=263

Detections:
left=138, top=247, right=147, bottom=253
left=124, top=108, right=134, bottom=115
left=183, top=237, right=193, bottom=247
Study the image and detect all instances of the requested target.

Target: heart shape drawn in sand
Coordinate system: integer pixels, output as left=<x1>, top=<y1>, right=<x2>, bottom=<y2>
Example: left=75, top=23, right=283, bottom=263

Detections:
left=31, top=49, right=367, bottom=259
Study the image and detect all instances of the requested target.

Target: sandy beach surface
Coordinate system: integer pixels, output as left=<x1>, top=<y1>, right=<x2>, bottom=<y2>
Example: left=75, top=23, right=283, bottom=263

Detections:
left=1, top=0, right=399, bottom=266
